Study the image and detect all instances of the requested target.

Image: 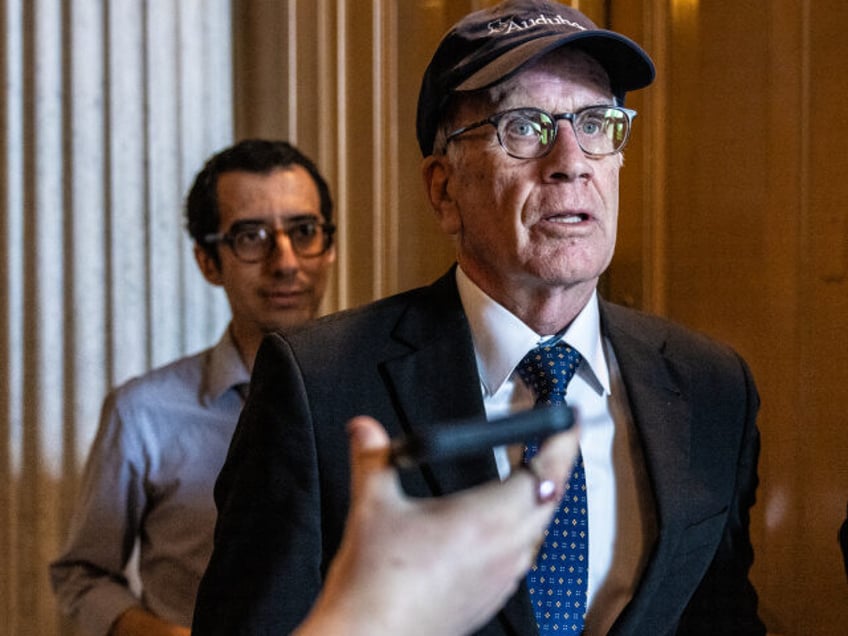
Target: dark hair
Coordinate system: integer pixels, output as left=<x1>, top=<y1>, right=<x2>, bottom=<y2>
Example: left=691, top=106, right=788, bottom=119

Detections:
left=186, top=139, right=333, bottom=261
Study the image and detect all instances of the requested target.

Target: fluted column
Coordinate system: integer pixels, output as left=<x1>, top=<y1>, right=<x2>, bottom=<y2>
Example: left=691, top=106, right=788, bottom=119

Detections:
left=0, top=1, right=233, bottom=634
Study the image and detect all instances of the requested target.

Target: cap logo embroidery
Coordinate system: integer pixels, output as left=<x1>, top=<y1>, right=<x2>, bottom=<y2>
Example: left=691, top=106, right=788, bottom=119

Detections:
left=487, top=13, right=587, bottom=35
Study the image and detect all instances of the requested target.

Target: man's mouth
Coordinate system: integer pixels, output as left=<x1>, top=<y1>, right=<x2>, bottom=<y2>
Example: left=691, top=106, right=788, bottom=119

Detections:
left=545, top=212, right=591, bottom=224
left=262, top=289, right=307, bottom=306
left=562, top=213, right=589, bottom=223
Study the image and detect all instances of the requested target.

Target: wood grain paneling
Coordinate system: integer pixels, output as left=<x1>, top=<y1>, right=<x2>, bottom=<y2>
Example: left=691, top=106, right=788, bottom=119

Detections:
left=657, top=1, right=848, bottom=632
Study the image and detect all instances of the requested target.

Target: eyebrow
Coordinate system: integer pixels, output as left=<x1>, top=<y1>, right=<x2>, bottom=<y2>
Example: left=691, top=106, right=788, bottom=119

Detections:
left=228, top=214, right=322, bottom=229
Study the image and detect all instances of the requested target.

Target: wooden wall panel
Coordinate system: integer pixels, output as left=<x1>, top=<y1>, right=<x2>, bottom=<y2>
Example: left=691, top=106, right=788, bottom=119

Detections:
left=233, top=0, right=474, bottom=312
left=658, top=0, right=848, bottom=633
left=800, top=1, right=848, bottom=631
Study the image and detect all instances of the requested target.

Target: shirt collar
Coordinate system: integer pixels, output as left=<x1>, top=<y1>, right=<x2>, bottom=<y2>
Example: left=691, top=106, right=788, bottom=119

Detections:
left=201, top=325, right=251, bottom=405
left=455, top=266, right=611, bottom=398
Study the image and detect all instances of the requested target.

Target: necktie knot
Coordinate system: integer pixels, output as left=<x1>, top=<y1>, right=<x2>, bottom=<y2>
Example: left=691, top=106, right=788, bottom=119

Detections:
left=516, top=341, right=582, bottom=406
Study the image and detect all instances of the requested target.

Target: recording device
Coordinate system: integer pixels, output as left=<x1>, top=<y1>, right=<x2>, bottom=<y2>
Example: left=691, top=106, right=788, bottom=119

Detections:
left=390, top=405, right=575, bottom=468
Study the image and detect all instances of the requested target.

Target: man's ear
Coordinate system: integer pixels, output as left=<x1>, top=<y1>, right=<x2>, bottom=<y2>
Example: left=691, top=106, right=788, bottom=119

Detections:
left=422, top=155, right=461, bottom=235
left=194, top=244, right=224, bottom=286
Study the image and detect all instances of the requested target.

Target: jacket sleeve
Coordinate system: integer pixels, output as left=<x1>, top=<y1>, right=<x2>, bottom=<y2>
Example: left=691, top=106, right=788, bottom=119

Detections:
left=192, top=334, right=324, bottom=636
left=676, top=353, right=766, bottom=635
left=841, top=503, right=848, bottom=582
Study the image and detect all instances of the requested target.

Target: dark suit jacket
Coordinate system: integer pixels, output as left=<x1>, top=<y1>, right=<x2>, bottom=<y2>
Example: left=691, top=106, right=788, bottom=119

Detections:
left=193, top=269, right=765, bottom=635
left=840, top=503, right=848, bottom=582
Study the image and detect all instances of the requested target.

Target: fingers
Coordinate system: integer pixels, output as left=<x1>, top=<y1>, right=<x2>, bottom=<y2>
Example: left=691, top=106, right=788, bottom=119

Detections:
left=529, top=424, right=580, bottom=498
left=524, top=462, right=559, bottom=503
left=346, top=415, right=390, bottom=453
left=344, top=412, right=579, bottom=524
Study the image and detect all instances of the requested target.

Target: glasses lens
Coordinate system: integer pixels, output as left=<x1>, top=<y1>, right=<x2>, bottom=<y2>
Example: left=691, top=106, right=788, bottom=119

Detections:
left=226, top=219, right=331, bottom=262
left=232, top=224, right=271, bottom=262
left=287, top=220, right=326, bottom=257
left=497, top=109, right=555, bottom=159
left=574, top=107, right=630, bottom=155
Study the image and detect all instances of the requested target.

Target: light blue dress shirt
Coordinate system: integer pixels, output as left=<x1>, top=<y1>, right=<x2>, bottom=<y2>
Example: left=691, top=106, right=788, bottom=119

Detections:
left=49, top=328, right=250, bottom=635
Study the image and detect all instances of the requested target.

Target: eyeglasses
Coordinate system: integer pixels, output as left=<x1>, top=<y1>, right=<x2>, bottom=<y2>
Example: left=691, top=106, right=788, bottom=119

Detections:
left=444, top=105, right=637, bottom=159
left=203, top=216, right=336, bottom=263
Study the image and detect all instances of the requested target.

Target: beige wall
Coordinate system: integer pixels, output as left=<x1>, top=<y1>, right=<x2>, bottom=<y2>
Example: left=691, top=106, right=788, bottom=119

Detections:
left=657, top=2, right=848, bottom=632
left=234, top=1, right=848, bottom=634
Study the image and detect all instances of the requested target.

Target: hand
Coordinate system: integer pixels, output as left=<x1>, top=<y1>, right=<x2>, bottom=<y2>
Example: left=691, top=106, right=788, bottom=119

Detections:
left=109, top=606, right=191, bottom=636
left=293, top=415, right=579, bottom=636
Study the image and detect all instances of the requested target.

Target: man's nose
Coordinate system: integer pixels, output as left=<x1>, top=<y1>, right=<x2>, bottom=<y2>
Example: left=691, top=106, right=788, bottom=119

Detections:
left=267, top=228, right=300, bottom=269
left=540, top=120, right=595, bottom=182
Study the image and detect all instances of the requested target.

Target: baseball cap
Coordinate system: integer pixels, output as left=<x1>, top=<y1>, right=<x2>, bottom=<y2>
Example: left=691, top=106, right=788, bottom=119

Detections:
left=416, top=0, right=655, bottom=156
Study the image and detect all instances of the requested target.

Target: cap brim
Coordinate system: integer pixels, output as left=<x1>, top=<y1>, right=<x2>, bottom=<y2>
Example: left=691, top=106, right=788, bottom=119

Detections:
left=456, top=30, right=655, bottom=98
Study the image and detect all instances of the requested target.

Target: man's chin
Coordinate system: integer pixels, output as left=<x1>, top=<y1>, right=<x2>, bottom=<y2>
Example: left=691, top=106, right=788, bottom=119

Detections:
left=260, top=308, right=316, bottom=334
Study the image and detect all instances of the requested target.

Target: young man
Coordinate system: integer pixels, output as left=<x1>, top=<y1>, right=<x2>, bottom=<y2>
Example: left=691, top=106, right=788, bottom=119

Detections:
left=193, top=2, right=765, bottom=634
left=50, top=139, right=336, bottom=636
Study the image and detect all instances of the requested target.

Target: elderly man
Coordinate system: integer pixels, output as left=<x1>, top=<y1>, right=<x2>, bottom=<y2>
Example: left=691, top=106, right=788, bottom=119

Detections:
left=193, top=2, right=765, bottom=635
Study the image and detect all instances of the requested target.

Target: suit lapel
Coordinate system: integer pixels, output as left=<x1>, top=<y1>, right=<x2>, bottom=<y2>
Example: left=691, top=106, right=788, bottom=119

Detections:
left=601, top=302, right=692, bottom=498
left=382, top=270, right=500, bottom=494
left=381, top=270, right=537, bottom=634
left=600, top=301, right=704, bottom=632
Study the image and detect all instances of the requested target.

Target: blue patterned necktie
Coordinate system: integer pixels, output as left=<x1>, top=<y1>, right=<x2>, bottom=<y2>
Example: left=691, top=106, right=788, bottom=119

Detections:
left=516, top=341, right=587, bottom=634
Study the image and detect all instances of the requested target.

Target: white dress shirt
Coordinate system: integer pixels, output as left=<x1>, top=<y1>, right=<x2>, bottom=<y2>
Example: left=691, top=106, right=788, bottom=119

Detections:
left=455, top=267, right=656, bottom=634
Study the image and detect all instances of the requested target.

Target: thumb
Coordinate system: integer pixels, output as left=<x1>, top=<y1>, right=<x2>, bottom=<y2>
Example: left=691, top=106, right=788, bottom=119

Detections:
left=346, top=416, right=393, bottom=501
